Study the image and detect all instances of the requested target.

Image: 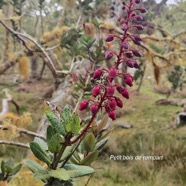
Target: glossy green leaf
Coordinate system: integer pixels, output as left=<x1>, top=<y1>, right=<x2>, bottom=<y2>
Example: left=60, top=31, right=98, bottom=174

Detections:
left=30, top=142, right=52, bottom=165
left=48, top=134, right=64, bottom=153
left=64, top=164, right=94, bottom=178
left=11, top=164, right=22, bottom=175
left=65, top=114, right=80, bottom=135
left=81, top=132, right=96, bottom=152
left=80, top=151, right=99, bottom=166
left=48, top=168, right=70, bottom=181
left=95, top=137, right=109, bottom=150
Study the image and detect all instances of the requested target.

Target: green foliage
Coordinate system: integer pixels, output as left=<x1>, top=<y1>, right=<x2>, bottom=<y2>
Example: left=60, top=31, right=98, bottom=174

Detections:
left=65, top=114, right=80, bottom=135
left=81, top=132, right=96, bottom=152
left=47, top=133, right=64, bottom=153
left=48, top=168, right=70, bottom=181
left=30, top=142, right=52, bottom=165
left=64, top=164, right=94, bottom=178
left=0, top=160, right=22, bottom=181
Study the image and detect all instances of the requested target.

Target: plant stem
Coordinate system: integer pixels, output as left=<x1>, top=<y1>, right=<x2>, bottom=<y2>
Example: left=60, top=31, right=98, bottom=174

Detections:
left=51, top=143, right=67, bottom=169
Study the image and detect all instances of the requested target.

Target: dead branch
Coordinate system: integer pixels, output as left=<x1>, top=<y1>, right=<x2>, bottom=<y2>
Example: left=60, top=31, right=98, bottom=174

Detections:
left=0, top=140, right=29, bottom=149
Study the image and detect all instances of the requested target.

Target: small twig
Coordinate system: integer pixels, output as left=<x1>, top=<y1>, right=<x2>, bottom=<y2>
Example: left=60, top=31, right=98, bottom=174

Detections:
left=0, top=125, right=46, bottom=140
left=84, top=174, right=93, bottom=186
left=0, top=140, right=29, bottom=149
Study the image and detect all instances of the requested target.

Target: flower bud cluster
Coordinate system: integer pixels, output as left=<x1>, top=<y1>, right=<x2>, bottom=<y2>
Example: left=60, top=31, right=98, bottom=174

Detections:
left=79, top=0, right=146, bottom=120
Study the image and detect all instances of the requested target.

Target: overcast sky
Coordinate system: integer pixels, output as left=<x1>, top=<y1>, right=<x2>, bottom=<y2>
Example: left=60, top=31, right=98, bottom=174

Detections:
left=156, top=0, right=177, bottom=4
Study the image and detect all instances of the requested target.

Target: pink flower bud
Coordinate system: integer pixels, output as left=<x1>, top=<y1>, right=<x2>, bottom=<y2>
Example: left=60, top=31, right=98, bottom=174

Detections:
left=134, top=35, right=142, bottom=41
left=121, top=24, right=127, bottom=31
left=136, top=16, right=143, bottom=21
left=132, top=50, right=141, bottom=57
left=126, top=51, right=133, bottom=58
left=134, top=61, right=139, bottom=68
left=123, top=42, right=129, bottom=49
left=133, top=39, right=141, bottom=45
left=108, top=100, right=117, bottom=110
left=136, top=25, right=144, bottom=30
left=93, top=69, right=102, bottom=79
left=139, top=8, right=147, bottom=13
left=105, top=51, right=113, bottom=60
left=79, top=100, right=89, bottom=111
left=108, top=67, right=117, bottom=79
left=92, top=86, right=100, bottom=97
left=124, top=74, right=133, bottom=87
left=126, top=60, right=134, bottom=68
left=90, top=104, right=99, bottom=114
left=131, top=12, right=136, bottom=17
left=122, top=88, right=129, bottom=99
left=108, top=111, right=116, bottom=120
left=106, top=86, right=115, bottom=97
left=135, top=0, right=141, bottom=4
left=116, top=98, right=123, bottom=108
left=106, top=34, right=114, bottom=42
left=116, top=86, right=123, bottom=94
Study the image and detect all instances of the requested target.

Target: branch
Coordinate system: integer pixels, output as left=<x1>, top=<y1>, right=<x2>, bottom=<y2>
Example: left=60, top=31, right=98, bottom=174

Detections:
left=0, top=125, right=46, bottom=141
left=0, top=19, right=58, bottom=78
left=0, top=140, right=29, bottom=149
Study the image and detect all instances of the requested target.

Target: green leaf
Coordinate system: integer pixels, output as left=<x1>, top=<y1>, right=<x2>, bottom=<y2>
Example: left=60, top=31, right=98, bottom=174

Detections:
left=61, top=106, right=71, bottom=125
left=24, top=160, right=46, bottom=174
left=81, top=132, right=96, bottom=152
left=46, top=125, right=56, bottom=142
left=64, top=164, right=94, bottom=178
left=48, top=133, right=64, bottom=153
left=1, top=160, right=6, bottom=175
left=30, top=142, right=52, bottom=165
left=65, top=114, right=80, bottom=135
left=11, top=164, right=22, bottom=175
left=45, top=108, right=65, bottom=135
left=80, top=151, right=99, bottom=166
left=60, top=144, right=75, bottom=162
left=25, top=160, right=50, bottom=181
left=95, top=137, right=109, bottom=150
left=48, top=168, right=70, bottom=181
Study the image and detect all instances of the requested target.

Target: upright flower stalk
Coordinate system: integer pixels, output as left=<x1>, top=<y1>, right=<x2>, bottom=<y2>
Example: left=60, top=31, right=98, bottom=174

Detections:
left=72, top=0, right=146, bottom=144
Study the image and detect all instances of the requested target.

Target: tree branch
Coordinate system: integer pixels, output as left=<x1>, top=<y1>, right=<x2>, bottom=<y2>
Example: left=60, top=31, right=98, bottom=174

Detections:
left=0, top=125, right=46, bottom=141
left=0, top=140, right=29, bottom=149
left=0, top=19, right=58, bottom=78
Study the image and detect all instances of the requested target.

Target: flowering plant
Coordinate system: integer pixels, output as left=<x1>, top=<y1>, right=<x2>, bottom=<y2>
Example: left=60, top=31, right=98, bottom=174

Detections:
left=25, top=0, right=146, bottom=185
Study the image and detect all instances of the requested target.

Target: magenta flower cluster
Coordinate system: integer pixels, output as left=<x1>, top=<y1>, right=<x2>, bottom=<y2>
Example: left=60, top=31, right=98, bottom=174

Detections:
left=79, top=0, right=146, bottom=120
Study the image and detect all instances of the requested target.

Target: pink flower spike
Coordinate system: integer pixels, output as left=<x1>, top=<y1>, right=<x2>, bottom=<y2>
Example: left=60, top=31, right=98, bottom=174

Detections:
left=92, top=86, right=101, bottom=97
left=108, top=111, right=116, bottom=120
left=79, top=100, right=89, bottom=111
